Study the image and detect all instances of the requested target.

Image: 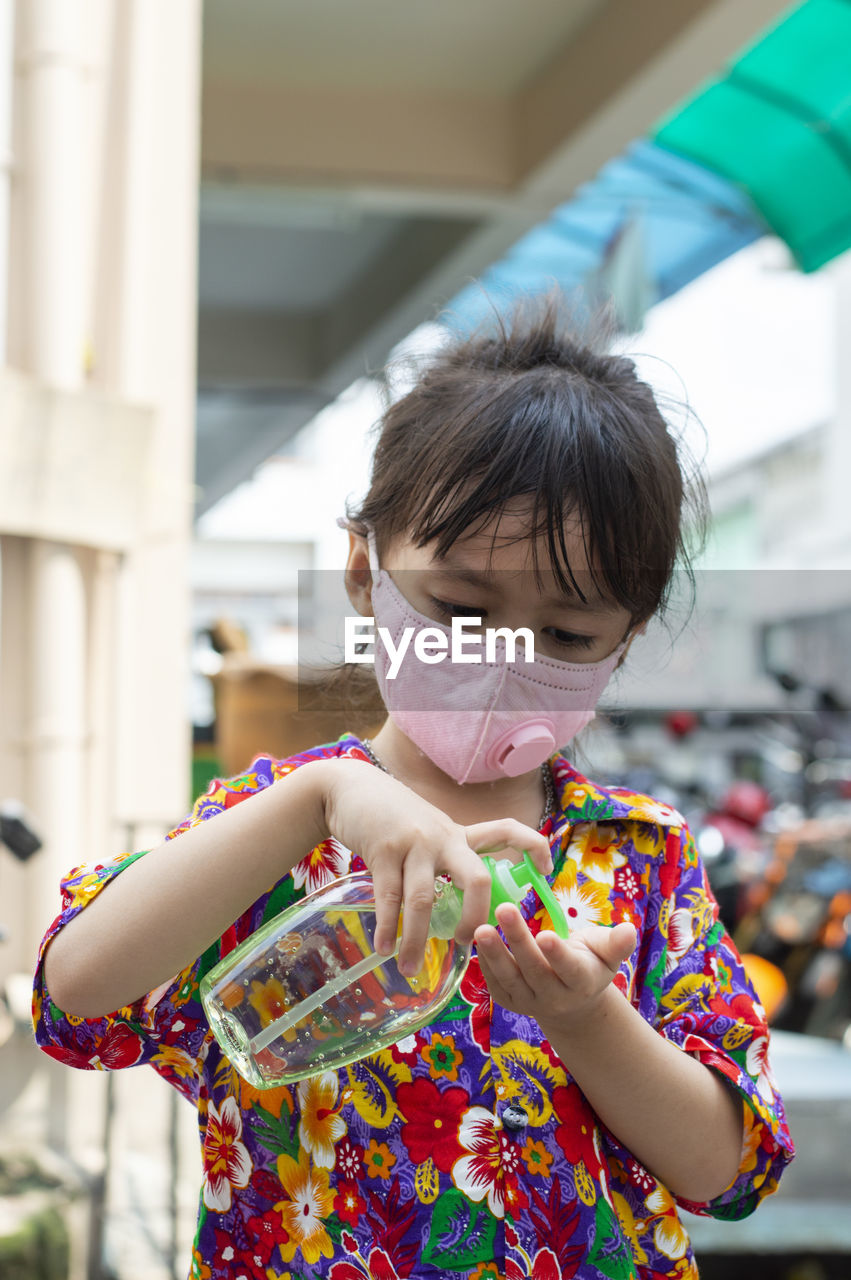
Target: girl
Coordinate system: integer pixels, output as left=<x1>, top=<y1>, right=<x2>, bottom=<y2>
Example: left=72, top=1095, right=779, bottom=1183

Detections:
left=34, top=301, right=794, bottom=1280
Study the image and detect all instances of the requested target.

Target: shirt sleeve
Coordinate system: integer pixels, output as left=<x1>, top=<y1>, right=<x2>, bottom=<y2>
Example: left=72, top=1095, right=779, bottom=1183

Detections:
left=31, top=753, right=283, bottom=1102
left=643, top=822, right=795, bottom=1220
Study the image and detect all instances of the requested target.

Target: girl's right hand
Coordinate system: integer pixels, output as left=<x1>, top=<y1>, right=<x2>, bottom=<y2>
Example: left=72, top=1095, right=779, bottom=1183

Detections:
left=317, top=758, right=553, bottom=976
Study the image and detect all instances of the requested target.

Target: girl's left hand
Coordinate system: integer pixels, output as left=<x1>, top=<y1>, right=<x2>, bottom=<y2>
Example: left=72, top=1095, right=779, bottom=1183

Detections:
left=474, top=903, right=636, bottom=1033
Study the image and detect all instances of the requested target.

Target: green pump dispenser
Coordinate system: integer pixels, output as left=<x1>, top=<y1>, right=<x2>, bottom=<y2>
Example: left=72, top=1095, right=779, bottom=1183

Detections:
left=201, top=851, right=569, bottom=1089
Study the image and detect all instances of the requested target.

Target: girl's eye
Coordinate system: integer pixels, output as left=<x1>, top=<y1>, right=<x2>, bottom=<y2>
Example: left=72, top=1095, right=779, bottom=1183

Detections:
left=428, top=597, right=485, bottom=621
left=544, top=628, right=595, bottom=650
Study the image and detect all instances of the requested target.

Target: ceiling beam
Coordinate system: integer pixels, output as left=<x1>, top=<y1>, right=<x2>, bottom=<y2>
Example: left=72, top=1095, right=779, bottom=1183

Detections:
left=319, top=216, right=477, bottom=374
left=201, top=83, right=514, bottom=191
left=520, top=0, right=792, bottom=199
left=197, top=309, right=323, bottom=387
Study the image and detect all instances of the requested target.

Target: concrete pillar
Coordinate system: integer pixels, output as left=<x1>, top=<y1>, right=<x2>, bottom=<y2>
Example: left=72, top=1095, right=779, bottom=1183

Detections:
left=0, top=534, right=30, bottom=982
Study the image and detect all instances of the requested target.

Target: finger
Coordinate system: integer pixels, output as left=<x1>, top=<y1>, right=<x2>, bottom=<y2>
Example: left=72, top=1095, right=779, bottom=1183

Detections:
left=493, top=903, right=557, bottom=994
left=438, top=837, right=493, bottom=946
left=371, top=859, right=403, bottom=956
left=578, top=921, right=637, bottom=971
left=536, top=931, right=611, bottom=999
left=464, top=820, right=554, bottom=875
left=474, top=923, right=536, bottom=1008
left=397, top=856, right=440, bottom=976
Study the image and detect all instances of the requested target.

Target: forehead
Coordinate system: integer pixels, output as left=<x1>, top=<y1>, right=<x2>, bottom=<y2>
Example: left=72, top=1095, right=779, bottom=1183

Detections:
left=396, top=508, right=623, bottom=614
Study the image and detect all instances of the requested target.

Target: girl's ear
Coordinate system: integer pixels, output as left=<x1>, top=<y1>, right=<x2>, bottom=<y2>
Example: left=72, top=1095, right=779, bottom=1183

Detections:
left=344, top=531, right=373, bottom=616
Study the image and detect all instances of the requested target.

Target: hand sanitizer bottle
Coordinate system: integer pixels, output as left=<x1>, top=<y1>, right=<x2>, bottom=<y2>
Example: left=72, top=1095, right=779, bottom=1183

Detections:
left=200, top=851, right=568, bottom=1089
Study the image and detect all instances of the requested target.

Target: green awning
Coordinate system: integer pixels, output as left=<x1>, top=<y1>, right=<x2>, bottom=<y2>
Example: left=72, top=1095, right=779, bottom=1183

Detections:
left=654, top=0, right=851, bottom=272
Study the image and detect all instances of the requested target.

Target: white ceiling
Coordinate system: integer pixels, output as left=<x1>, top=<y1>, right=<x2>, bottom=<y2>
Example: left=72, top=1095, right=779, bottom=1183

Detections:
left=201, top=0, right=603, bottom=96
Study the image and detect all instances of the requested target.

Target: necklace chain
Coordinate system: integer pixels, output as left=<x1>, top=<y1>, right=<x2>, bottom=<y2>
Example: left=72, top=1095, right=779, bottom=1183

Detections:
left=360, top=738, right=556, bottom=830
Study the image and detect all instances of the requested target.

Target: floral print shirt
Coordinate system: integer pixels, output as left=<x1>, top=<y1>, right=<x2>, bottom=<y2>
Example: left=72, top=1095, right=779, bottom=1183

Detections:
left=33, top=733, right=795, bottom=1280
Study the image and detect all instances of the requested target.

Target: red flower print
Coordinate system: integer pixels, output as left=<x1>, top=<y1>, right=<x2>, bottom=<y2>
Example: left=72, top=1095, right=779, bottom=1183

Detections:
left=396, top=1077, right=468, bottom=1171
left=335, top=1180, right=366, bottom=1227
left=552, top=1083, right=602, bottom=1178
left=202, top=1096, right=253, bottom=1212
left=245, top=1208, right=289, bottom=1265
left=626, top=1158, right=657, bottom=1194
left=37, top=1022, right=144, bottom=1073
left=334, top=1136, right=365, bottom=1181
left=329, top=1250, right=401, bottom=1280
left=659, top=830, right=682, bottom=897
left=213, top=1229, right=267, bottom=1280
left=451, top=1106, right=528, bottom=1218
left=88, top=1022, right=145, bottom=1070
left=330, top=1264, right=365, bottom=1280
left=387, top=1033, right=420, bottom=1068
left=460, top=956, right=492, bottom=1053
left=507, top=1247, right=563, bottom=1279
left=708, top=990, right=763, bottom=1029
left=292, top=837, right=350, bottom=894
left=40, top=1043, right=96, bottom=1069
left=223, top=788, right=254, bottom=810
left=615, top=864, right=640, bottom=900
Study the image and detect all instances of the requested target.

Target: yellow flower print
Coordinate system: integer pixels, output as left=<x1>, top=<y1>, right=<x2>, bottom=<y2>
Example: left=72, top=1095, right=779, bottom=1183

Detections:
left=364, top=1139, right=396, bottom=1180
left=611, top=1191, right=648, bottom=1267
left=562, top=780, right=608, bottom=810
left=151, top=1044, right=196, bottom=1079
left=297, top=1071, right=347, bottom=1169
left=63, top=868, right=108, bottom=911
left=644, top=1185, right=690, bottom=1260
left=275, top=1149, right=335, bottom=1265
left=549, top=862, right=612, bottom=931
left=564, top=823, right=627, bottom=886
left=421, top=1031, right=463, bottom=1081
left=520, top=1138, right=553, bottom=1177
left=248, top=976, right=290, bottom=1031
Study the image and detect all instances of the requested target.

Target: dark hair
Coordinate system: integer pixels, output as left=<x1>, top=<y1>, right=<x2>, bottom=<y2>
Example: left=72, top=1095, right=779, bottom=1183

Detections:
left=346, top=295, right=707, bottom=626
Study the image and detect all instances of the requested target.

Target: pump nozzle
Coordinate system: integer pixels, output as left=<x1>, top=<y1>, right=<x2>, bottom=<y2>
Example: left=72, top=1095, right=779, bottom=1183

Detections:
left=482, top=851, right=569, bottom=939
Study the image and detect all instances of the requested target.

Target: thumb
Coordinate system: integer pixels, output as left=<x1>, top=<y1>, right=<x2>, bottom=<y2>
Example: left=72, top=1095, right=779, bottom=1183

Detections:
left=577, top=921, right=636, bottom=972
left=607, top=921, right=637, bottom=968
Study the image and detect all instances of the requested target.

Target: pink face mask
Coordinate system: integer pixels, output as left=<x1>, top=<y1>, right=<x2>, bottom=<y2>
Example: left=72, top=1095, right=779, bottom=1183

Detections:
left=357, top=524, right=625, bottom=785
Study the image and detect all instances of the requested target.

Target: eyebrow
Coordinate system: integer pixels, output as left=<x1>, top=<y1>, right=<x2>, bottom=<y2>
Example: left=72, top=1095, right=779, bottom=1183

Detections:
left=429, top=564, right=622, bottom=614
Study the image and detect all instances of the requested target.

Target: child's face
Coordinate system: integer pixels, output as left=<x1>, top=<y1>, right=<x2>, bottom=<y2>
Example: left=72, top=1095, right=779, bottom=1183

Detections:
left=348, top=504, right=637, bottom=665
